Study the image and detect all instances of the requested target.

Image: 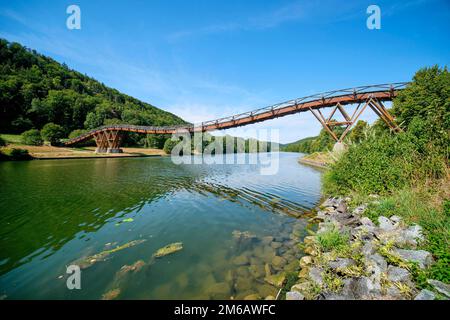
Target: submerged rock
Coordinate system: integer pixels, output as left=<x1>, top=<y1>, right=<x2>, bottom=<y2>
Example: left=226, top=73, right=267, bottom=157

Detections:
left=270, top=241, right=283, bottom=249
left=152, top=242, right=183, bottom=258
left=256, top=284, right=277, bottom=297
left=208, top=282, right=231, bottom=299
left=232, top=230, right=257, bottom=240
left=264, top=272, right=286, bottom=287
left=271, top=256, right=287, bottom=269
left=249, top=264, right=265, bottom=278
left=234, top=277, right=253, bottom=292
left=102, top=288, right=121, bottom=300
left=284, top=260, right=300, bottom=273
left=261, top=236, right=274, bottom=245
left=115, top=260, right=146, bottom=280
left=233, top=254, right=249, bottom=266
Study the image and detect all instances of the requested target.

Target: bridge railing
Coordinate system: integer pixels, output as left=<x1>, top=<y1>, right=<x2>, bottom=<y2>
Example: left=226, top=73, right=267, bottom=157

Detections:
left=65, top=82, right=409, bottom=145
left=199, top=82, right=408, bottom=127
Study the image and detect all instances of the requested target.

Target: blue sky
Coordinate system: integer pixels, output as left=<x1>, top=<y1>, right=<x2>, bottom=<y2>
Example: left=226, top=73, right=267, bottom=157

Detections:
left=0, top=0, right=449, bottom=143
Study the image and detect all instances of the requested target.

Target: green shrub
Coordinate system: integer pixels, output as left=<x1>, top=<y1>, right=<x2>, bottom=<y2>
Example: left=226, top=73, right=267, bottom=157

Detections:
left=323, top=132, right=419, bottom=195
left=0, top=136, right=5, bottom=146
left=68, top=129, right=87, bottom=139
left=163, top=137, right=183, bottom=154
left=41, top=123, right=65, bottom=145
left=316, top=227, right=349, bottom=252
left=21, top=129, right=43, bottom=146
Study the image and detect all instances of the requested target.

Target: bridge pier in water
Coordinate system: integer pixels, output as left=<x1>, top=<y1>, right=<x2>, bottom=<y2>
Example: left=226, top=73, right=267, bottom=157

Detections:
left=93, top=130, right=124, bottom=153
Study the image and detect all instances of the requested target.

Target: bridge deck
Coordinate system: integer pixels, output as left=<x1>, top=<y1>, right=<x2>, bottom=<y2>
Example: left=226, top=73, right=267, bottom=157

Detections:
left=65, top=83, right=407, bottom=146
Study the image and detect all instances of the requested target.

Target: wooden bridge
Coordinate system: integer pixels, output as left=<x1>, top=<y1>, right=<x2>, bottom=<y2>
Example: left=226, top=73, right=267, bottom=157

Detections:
left=64, top=83, right=407, bottom=153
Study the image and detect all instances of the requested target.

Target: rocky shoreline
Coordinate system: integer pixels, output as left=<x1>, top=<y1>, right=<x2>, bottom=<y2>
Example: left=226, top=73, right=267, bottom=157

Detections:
left=285, top=196, right=450, bottom=300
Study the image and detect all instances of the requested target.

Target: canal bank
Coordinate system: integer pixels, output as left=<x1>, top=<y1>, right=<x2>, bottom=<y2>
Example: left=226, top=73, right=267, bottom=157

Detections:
left=284, top=193, right=449, bottom=300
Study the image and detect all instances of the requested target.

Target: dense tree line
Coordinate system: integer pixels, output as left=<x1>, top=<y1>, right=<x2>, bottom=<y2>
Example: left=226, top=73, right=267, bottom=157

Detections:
left=0, top=39, right=187, bottom=143
left=280, top=121, right=369, bottom=154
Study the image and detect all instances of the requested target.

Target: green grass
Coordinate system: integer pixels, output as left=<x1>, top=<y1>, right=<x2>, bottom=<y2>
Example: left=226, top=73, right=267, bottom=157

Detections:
left=316, top=226, right=350, bottom=252
left=0, top=134, right=23, bottom=145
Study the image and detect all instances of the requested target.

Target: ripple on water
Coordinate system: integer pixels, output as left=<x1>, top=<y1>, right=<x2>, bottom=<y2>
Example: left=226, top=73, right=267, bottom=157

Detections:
left=0, top=153, right=322, bottom=299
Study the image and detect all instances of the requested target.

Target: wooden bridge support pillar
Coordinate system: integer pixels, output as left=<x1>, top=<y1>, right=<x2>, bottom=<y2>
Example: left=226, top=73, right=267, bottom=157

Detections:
left=309, top=96, right=402, bottom=144
left=94, top=130, right=123, bottom=153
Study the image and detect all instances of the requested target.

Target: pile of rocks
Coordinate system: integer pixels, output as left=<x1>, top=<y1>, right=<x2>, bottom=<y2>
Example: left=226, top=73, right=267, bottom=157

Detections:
left=286, top=197, right=449, bottom=300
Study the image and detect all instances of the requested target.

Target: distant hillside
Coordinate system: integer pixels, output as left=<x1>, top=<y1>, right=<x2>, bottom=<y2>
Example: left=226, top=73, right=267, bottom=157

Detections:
left=0, top=39, right=187, bottom=137
left=280, top=136, right=316, bottom=152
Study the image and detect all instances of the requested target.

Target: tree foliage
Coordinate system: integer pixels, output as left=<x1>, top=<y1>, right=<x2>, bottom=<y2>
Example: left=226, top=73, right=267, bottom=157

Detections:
left=0, top=39, right=187, bottom=145
left=392, top=65, right=449, bottom=157
left=21, top=129, right=43, bottom=146
left=41, top=123, right=64, bottom=145
left=324, top=66, right=449, bottom=196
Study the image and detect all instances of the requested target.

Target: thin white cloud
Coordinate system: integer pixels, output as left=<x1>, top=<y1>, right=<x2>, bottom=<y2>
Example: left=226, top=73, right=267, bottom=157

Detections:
left=0, top=9, right=28, bottom=26
left=167, top=1, right=307, bottom=42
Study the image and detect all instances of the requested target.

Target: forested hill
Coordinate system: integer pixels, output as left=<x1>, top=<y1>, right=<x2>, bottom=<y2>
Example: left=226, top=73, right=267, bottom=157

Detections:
left=0, top=39, right=187, bottom=135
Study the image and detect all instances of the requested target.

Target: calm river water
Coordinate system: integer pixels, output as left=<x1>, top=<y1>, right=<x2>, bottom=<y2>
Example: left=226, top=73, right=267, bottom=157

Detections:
left=0, top=152, right=322, bottom=299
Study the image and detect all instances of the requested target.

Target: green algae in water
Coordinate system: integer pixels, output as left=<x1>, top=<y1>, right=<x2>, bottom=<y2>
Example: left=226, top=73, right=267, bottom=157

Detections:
left=152, top=242, right=183, bottom=258
left=73, top=239, right=146, bottom=269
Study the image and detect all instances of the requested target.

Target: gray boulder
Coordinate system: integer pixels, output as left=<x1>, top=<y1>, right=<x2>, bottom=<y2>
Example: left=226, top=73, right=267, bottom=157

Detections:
left=286, top=291, right=305, bottom=300
left=404, top=225, right=424, bottom=243
left=335, top=202, right=347, bottom=214
left=389, top=215, right=402, bottom=224
left=309, top=267, right=324, bottom=287
left=361, top=242, right=376, bottom=257
left=366, top=253, right=388, bottom=272
left=386, top=286, right=405, bottom=300
left=352, top=205, right=367, bottom=215
left=321, top=197, right=341, bottom=208
left=387, top=266, right=411, bottom=283
left=414, top=289, right=436, bottom=300
left=378, top=216, right=396, bottom=232
left=393, top=249, right=434, bottom=269
left=360, top=217, right=375, bottom=227
left=348, top=277, right=381, bottom=299
left=329, top=258, right=356, bottom=270
left=427, top=279, right=450, bottom=298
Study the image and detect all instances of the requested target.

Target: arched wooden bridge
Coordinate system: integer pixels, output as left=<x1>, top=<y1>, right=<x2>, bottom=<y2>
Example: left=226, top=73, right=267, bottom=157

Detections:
left=65, top=83, right=408, bottom=153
